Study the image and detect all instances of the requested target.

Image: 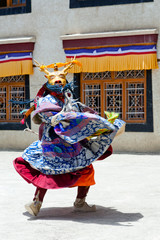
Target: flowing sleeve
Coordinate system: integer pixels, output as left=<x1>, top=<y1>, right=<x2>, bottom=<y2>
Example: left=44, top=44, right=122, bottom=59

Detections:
left=54, top=111, right=116, bottom=144
left=32, top=95, right=63, bottom=124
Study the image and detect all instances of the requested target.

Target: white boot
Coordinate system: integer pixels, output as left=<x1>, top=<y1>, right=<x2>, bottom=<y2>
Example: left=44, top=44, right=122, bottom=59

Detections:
left=25, top=200, right=42, bottom=216
left=25, top=191, right=42, bottom=216
left=74, top=198, right=96, bottom=212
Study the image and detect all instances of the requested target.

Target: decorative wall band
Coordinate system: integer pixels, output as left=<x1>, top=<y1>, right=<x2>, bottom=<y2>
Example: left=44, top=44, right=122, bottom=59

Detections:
left=63, top=34, right=158, bottom=49
left=0, top=42, right=35, bottom=53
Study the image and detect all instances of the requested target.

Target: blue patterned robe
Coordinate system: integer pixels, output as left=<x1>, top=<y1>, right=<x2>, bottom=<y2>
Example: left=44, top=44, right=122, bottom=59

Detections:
left=22, top=92, right=125, bottom=175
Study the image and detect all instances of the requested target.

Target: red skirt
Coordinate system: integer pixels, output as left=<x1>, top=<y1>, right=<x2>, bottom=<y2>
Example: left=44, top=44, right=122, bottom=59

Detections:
left=13, top=145, right=112, bottom=189
left=13, top=157, right=95, bottom=189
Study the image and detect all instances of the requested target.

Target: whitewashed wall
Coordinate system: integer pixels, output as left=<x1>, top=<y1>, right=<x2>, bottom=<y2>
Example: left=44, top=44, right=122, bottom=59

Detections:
left=0, top=0, right=160, bottom=152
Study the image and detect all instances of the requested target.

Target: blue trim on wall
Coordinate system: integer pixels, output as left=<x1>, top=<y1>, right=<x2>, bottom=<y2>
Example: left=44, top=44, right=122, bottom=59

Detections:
left=0, top=0, right=31, bottom=16
left=73, top=70, right=153, bottom=132
left=0, top=75, right=31, bottom=131
left=70, top=0, right=154, bottom=8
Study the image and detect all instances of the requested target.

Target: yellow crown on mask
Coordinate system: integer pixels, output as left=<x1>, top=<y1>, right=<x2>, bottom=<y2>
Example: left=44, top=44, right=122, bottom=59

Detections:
left=34, top=57, right=82, bottom=87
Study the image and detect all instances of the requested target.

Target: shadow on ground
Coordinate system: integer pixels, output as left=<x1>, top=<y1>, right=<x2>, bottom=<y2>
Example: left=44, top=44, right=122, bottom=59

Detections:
left=23, top=205, right=143, bottom=226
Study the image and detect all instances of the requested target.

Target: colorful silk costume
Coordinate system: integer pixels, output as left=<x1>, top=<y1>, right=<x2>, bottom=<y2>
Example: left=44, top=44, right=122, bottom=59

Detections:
left=14, top=85, right=125, bottom=189
left=13, top=58, right=125, bottom=216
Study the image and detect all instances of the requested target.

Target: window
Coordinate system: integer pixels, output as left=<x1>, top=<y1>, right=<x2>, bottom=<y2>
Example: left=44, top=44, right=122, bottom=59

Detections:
left=0, top=0, right=31, bottom=15
left=12, top=0, right=26, bottom=6
left=0, top=0, right=26, bottom=8
left=74, top=70, right=153, bottom=132
left=0, top=75, right=30, bottom=130
left=70, top=0, right=154, bottom=8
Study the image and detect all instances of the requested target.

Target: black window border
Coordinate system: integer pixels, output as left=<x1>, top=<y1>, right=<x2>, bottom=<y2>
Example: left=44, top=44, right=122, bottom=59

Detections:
left=0, top=75, right=31, bottom=130
left=73, top=70, right=153, bottom=132
left=70, top=0, right=153, bottom=8
left=0, top=0, right=31, bottom=16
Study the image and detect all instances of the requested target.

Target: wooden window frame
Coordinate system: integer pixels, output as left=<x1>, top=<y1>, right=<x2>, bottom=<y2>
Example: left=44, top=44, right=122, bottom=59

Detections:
left=73, top=70, right=153, bottom=132
left=0, top=0, right=26, bottom=8
left=105, top=72, right=147, bottom=124
left=10, top=0, right=26, bottom=7
left=0, top=0, right=31, bottom=16
left=0, top=75, right=30, bottom=130
left=70, top=0, right=154, bottom=8
left=80, top=71, right=147, bottom=123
